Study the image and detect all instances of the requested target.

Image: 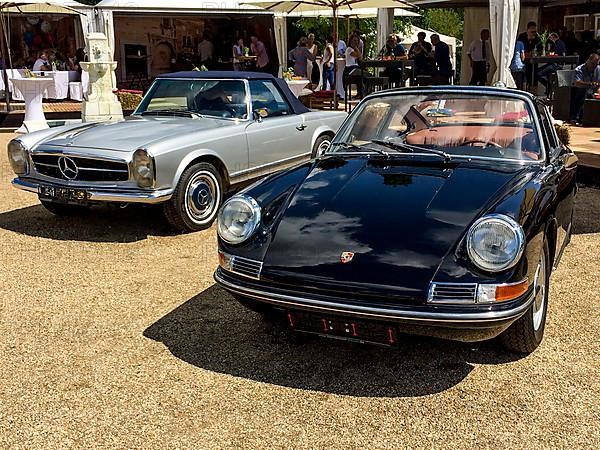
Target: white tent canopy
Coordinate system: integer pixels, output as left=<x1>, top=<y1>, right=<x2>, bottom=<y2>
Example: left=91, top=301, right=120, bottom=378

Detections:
left=286, top=7, right=420, bottom=18
left=489, top=0, right=519, bottom=87
left=241, top=0, right=414, bottom=15
left=0, top=0, right=82, bottom=14
left=96, top=0, right=266, bottom=12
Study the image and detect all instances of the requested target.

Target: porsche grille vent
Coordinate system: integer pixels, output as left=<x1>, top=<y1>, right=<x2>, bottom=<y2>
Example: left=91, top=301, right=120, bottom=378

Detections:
left=231, top=256, right=263, bottom=280
left=428, top=283, right=478, bottom=304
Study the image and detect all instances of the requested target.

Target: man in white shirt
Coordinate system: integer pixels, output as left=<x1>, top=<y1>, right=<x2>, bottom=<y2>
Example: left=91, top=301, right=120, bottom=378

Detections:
left=33, top=51, right=50, bottom=72
left=197, top=32, right=214, bottom=68
left=467, top=29, right=491, bottom=86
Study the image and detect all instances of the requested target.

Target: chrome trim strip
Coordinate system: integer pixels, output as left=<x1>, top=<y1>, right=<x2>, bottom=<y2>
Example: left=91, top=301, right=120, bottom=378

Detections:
left=230, top=151, right=311, bottom=182
left=32, top=150, right=129, bottom=164
left=214, top=270, right=535, bottom=324
left=12, top=178, right=172, bottom=204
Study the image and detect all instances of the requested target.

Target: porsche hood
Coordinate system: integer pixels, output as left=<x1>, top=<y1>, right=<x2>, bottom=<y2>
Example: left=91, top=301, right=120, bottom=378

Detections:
left=252, top=156, right=539, bottom=300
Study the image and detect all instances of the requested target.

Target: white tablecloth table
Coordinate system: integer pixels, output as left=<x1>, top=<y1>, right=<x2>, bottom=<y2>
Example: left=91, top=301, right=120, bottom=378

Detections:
left=32, top=71, right=78, bottom=100
left=285, top=79, right=310, bottom=97
left=5, top=70, right=78, bottom=101
left=11, top=77, right=55, bottom=133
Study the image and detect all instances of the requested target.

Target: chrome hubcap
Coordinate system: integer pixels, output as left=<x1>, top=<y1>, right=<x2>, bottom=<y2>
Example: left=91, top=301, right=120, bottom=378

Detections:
left=185, top=172, right=219, bottom=224
left=532, top=254, right=546, bottom=331
left=318, top=139, right=331, bottom=155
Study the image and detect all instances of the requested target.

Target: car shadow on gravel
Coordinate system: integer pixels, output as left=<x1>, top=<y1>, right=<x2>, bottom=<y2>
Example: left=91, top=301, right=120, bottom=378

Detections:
left=144, top=285, right=523, bottom=398
left=572, top=187, right=600, bottom=235
left=0, top=204, right=176, bottom=242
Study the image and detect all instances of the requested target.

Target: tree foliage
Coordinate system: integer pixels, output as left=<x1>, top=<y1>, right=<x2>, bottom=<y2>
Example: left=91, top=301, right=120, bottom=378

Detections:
left=290, top=8, right=463, bottom=58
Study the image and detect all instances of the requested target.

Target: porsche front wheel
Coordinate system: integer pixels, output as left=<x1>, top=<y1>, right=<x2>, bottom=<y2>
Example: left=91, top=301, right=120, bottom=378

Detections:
left=163, top=162, right=223, bottom=232
left=500, top=240, right=550, bottom=354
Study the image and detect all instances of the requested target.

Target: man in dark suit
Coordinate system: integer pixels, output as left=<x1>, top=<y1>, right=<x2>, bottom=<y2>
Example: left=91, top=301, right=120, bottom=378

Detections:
left=431, top=34, right=453, bottom=85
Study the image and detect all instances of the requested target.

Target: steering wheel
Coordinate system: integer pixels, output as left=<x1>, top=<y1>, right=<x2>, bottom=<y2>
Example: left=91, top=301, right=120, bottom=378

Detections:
left=461, top=139, right=503, bottom=148
left=220, top=105, right=237, bottom=118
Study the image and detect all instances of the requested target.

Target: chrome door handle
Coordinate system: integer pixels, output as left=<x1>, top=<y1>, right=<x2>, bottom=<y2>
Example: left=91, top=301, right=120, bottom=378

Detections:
left=296, top=124, right=307, bottom=131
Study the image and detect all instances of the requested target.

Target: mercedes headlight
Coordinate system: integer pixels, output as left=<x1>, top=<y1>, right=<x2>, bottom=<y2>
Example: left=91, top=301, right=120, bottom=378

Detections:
left=7, top=139, right=29, bottom=175
left=132, top=148, right=155, bottom=188
left=466, top=214, right=525, bottom=272
left=217, top=195, right=261, bottom=245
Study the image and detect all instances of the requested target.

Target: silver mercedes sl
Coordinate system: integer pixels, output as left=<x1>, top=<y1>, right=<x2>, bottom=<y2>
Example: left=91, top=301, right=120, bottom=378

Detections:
left=8, top=71, right=347, bottom=232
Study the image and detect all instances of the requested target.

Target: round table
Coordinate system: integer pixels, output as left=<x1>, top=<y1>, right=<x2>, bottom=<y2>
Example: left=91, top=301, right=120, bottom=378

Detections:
left=285, top=79, right=310, bottom=98
left=11, top=77, right=55, bottom=133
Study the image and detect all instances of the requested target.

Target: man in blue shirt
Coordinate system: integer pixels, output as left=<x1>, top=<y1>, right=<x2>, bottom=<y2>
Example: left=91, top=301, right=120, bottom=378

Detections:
left=510, top=40, right=526, bottom=90
left=570, top=53, right=600, bottom=124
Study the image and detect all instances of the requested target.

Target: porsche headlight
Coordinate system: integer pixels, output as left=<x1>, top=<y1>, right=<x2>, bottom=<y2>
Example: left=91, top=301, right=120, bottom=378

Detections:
left=7, top=139, right=29, bottom=175
left=466, top=214, right=525, bottom=272
left=217, top=195, right=261, bottom=245
left=132, top=148, right=155, bottom=188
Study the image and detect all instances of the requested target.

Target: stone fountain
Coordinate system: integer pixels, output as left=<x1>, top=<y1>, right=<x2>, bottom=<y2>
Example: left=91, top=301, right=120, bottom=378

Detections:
left=80, top=33, right=123, bottom=123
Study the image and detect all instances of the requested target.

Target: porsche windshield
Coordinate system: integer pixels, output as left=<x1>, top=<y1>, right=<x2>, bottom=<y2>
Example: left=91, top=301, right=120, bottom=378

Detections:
left=135, top=79, right=248, bottom=120
left=333, top=94, right=545, bottom=162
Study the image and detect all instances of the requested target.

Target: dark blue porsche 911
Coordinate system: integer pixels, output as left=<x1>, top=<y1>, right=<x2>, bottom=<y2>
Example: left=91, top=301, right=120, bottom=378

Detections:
left=214, top=86, right=577, bottom=354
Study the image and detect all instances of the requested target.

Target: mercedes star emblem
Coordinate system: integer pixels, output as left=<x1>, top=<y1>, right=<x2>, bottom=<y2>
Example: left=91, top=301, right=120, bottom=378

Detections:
left=58, top=156, right=79, bottom=180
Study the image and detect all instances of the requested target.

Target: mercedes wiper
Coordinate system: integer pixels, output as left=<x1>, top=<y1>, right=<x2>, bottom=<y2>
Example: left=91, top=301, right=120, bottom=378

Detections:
left=333, top=141, right=390, bottom=158
left=141, top=109, right=203, bottom=118
left=371, top=139, right=451, bottom=162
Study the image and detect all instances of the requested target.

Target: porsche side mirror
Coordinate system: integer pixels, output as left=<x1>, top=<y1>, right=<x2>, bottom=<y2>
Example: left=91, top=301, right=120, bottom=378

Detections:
left=561, top=152, right=578, bottom=170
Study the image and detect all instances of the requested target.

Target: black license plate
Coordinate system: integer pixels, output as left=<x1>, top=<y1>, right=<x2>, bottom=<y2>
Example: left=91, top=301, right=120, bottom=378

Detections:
left=38, top=185, right=89, bottom=204
left=286, top=311, right=398, bottom=346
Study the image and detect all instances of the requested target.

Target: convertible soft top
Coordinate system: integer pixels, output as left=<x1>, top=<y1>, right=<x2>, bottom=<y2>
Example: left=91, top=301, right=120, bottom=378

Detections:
left=156, top=71, right=310, bottom=114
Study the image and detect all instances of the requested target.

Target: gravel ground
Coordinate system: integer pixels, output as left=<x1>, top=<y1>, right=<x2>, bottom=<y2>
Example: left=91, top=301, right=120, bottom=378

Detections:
left=0, top=132, right=598, bottom=448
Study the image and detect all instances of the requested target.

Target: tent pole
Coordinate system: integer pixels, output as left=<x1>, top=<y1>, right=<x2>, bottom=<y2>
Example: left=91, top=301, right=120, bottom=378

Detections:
left=0, top=13, right=10, bottom=109
left=333, top=6, right=338, bottom=109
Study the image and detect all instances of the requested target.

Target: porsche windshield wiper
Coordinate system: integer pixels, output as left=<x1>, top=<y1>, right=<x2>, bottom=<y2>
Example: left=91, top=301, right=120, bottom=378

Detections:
left=141, top=109, right=203, bottom=118
left=334, top=141, right=390, bottom=158
left=371, top=139, right=451, bottom=162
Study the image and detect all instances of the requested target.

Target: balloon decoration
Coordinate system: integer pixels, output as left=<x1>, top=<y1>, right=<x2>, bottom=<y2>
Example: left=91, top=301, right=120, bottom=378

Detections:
left=22, top=16, right=57, bottom=52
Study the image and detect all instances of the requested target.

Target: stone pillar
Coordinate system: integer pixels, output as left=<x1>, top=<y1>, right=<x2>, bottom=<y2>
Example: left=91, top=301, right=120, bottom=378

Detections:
left=81, top=32, right=123, bottom=123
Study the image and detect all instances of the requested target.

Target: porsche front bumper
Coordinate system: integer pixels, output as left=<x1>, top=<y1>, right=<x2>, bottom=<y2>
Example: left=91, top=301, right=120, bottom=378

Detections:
left=214, top=268, right=536, bottom=342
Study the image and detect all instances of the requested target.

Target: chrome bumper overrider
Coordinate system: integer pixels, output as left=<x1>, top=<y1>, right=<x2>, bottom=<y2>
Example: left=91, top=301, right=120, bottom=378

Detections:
left=214, top=268, right=535, bottom=327
left=12, top=178, right=173, bottom=204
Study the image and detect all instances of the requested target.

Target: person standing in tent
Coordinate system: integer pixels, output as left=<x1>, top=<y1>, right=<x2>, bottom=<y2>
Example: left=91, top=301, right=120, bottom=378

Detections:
left=467, top=29, right=491, bottom=86
left=251, top=35, right=270, bottom=73
left=431, top=34, right=452, bottom=85
left=288, top=37, right=316, bottom=78
left=322, top=36, right=335, bottom=91
left=232, top=38, right=244, bottom=71
left=510, top=39, right=526, bottom=90
left=197, top=32, right=214, bottom=69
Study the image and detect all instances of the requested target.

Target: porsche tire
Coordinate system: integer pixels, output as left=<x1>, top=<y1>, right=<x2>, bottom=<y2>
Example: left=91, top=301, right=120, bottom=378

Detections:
left=500, top=240, right=550, bottom=354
